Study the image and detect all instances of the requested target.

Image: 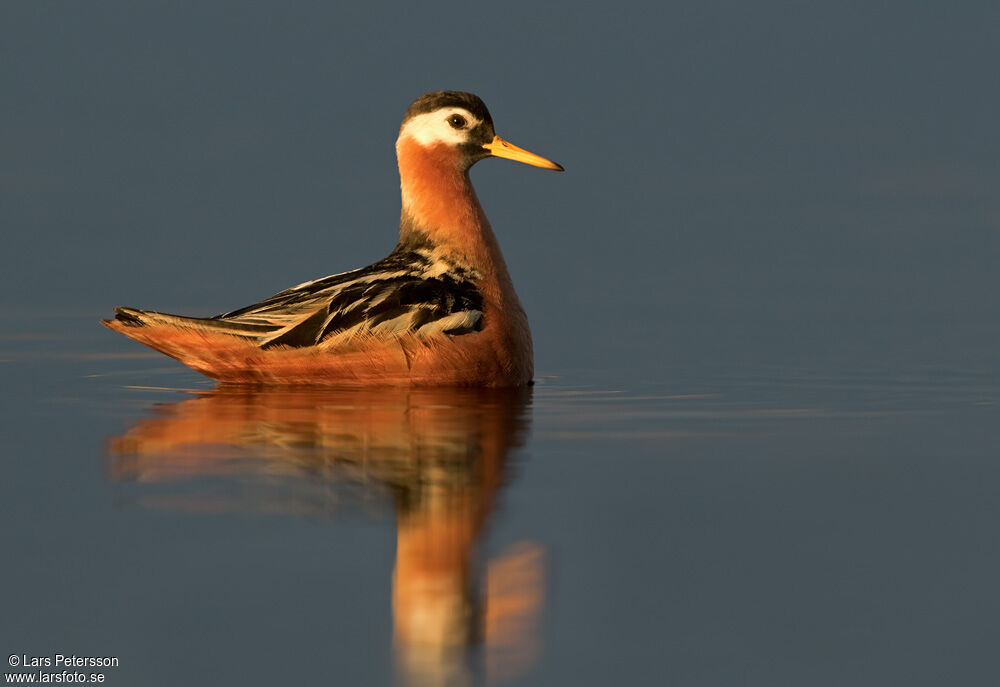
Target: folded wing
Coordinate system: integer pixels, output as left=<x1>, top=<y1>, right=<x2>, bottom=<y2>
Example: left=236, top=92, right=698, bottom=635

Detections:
left=216, top=247, right=484, bottom=348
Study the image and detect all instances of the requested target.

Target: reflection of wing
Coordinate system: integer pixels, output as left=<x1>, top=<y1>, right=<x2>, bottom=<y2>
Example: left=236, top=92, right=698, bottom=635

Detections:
left=217, top=245, right=484, bottom=348
left=107, top=386, right=528, bottom=500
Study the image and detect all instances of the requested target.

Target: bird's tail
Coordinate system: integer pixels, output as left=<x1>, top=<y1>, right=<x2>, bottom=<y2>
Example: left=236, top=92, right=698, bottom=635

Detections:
left=104, top=306, right=273, bottom=335
left=102, top=306, right=277, bottom=357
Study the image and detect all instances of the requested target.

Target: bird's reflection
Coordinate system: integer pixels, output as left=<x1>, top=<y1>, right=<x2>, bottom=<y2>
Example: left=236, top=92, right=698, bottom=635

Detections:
left=106, top=386, right=543, bottom=686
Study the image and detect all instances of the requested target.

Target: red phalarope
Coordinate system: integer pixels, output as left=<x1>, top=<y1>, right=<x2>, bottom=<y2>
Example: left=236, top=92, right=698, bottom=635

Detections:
left=103, top=91, right=562, bottom=386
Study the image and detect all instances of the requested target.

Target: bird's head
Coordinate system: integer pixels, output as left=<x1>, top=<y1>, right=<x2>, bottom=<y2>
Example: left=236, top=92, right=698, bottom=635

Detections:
left=396, top=91, right=563, bottom=173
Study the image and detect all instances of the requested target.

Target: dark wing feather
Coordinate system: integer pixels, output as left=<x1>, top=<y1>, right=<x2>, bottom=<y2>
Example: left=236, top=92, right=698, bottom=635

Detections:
left=318, top=273, right=482, bottom=338
left=215, top=247, right=483, bottom=349
left=217, top=248, right=431, bottom=322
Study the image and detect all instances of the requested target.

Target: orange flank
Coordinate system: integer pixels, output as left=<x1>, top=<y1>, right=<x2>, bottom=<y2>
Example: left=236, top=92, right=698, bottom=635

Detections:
left=103, top=91, right=561, bottom=387
left=100, top=319, right=531, bottom=386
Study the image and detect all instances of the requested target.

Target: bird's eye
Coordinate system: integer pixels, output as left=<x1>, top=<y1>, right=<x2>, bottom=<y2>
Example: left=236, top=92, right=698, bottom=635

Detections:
left=447, top=114, right=467, bottom=129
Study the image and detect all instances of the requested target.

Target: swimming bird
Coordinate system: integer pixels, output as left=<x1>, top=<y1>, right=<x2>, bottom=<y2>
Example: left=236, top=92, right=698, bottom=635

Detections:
left=103, top=91, right=562, bottom=386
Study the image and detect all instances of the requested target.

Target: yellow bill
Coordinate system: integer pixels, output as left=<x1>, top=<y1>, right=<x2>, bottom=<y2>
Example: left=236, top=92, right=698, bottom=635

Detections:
left=483, top=136, right=564, bottom=171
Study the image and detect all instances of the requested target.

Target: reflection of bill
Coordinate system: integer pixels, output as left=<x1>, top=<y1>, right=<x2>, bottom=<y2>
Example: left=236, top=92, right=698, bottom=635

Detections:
left=107, top=386, right=544, bottom=685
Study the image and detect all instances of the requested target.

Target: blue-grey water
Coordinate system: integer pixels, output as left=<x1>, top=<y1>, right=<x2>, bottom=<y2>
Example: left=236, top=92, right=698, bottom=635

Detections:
left=3, top=321, right=998, bottom=685
left=2, top=3, right=999, bottom=685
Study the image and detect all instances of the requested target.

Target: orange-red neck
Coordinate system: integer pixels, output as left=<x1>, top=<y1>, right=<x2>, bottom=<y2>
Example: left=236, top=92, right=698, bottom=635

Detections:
left=396, top=138, right=499, bottom=267
left=395, top=137, right=532, bottom=379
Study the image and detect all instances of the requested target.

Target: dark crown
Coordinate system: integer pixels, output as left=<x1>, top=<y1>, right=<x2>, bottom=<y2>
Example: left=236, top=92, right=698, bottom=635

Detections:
left=401, top=91, right=494, bottom=128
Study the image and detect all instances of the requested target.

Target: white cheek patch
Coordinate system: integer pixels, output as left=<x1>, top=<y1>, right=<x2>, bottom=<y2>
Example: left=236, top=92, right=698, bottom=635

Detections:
left=397, top=108, right=481, bottom=147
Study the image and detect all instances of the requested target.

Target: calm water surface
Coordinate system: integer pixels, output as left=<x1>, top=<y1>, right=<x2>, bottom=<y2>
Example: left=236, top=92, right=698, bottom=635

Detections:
left=2, top=316, right=998, bottom=686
